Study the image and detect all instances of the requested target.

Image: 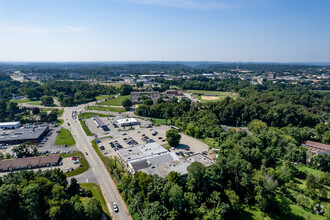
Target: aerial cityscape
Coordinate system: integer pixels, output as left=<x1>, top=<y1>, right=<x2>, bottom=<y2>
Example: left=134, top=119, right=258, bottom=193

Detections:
left=0, top=0, right=329, bottom=220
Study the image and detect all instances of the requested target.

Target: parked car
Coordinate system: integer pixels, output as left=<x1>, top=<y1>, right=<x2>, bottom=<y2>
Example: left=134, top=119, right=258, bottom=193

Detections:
left=85, top=152, right=88, bottom=155
left=122, top=132, right=127, bottom=135
left=66, top=168, right=69, bottom=173
left=100, top=146, right=105, bottom=150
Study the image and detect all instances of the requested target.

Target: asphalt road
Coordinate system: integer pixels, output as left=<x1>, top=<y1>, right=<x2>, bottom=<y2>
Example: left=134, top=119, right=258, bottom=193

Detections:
left=62, top=105, right=131, bottom=220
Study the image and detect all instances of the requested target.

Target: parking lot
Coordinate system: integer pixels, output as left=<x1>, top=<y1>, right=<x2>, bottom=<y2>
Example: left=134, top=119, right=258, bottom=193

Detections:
left=90, top=117, right=210, bottom=159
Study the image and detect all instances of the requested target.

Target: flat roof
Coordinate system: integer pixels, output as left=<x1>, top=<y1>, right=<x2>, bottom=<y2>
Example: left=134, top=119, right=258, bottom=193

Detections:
left=0, top=126, right=48, bottom=142
left=115, top=118, right=138, bottom=124
left=141, top=154, right=215, bottom=178
left=0, top=122, right=20, bottom=126
left=117, top=142, right=169, bottom=163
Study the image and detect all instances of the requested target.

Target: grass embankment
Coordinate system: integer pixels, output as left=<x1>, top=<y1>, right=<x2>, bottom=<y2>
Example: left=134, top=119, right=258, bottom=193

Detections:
left=55, top=128, right=76, bottom=146
left=98, top=95, right=130, bottom=106
left=80, top=120, right=94, bottom=136
left=78, top=112, right=115, bottom=119
left=96, top=95, right=115, bottom=100
left=87, top=105, right=126, bottom=113
left=61, top=151, right=89, bottom=177
left=80, top=183, right=110, bottom=218
left=185, top=90, right=239, bottom=102
left=56, top=119, right=64, bottom=126
left=91, top=140, right=125, bottom=183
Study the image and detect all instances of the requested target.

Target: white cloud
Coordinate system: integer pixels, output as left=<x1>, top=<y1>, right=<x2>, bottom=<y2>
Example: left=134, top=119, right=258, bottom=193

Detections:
left=126, top=0, right=267, bottom=9
left=0, top=25, right=86, bottom=34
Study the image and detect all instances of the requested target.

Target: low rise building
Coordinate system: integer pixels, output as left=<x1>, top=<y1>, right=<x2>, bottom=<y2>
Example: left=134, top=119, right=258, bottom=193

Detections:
left=0, top=125, right=49, bottom=144
left=116, top=142, right=178, bottom=174
left=130, top=91, right=160, bottom=104
left=141, top=154, right=215, bottom=178
left=0, top=122, right=21, bottom=130
left=302, top=140, right=330, bottom=155
left=0, top=154, right=61, bottom=172
left=114, top=118, right=140, bottom=127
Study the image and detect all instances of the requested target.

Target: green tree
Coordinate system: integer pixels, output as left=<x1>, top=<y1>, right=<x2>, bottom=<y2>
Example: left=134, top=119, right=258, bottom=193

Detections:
left=122, top=98, right=132, bottom=110
left=40, top=95, right=54, bottom=106
left=166, top=129, right=181, bottom=147
left=84, top=199, right=102, bottom=220
left=68, top=178, right=80, bottom=197
left=120, top=84, right=133, bottom=96
left=143, top=99, right=154, bottom=106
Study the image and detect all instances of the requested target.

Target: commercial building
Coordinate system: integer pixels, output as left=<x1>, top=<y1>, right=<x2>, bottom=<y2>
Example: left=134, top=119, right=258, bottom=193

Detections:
left=0, top=154, right=61, bottom=172
left=114, top=118, right=140, bottom=128
left=141, top=154, right=215, bottom=178
left=93, top=115, right=108, bottom=130
left=116, top=142, right=178, bottom=174
left=302, top=140, right=330, bottom=155
left=116, top=142, right=215, bottom=177
left=0, top=126, right=49, bottom=144
left=0, top=122, right=21, bottom=130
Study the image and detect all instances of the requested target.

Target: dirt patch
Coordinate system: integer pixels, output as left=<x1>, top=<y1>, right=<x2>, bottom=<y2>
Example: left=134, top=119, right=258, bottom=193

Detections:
left=201, top=96, right=219, bottom=100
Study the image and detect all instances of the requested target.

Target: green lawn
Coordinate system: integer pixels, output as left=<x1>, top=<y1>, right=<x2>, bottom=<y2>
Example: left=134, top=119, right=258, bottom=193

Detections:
left=55, top=128, right=76, bottom=146
left=27, top=101, right=42, bottom=105
left=96, top=94, right=115, bottom=100
left=87, top=105, right=126, bottom=113
left=185, top=90, right=239, bottom=102
left=80, top=120, right=94, bottom=136
left=56, top=119, right=64, bottom=126
left=150, top=118, right=171, bottom=125
left=61, top=151, right=89, bottom=177
left=10, top=98, right=32, bottom=103
left=98, top=95, right=130, bottom=106
left=297, top=165, right=325, bottom=178
left=78, top=112, right=115, bottom=119
left=80, top=183, right=110, bottom=218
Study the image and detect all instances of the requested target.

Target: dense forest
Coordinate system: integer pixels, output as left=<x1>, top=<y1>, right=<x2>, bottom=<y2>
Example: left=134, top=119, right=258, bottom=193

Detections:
left=0, top=169, right=103, bottom=220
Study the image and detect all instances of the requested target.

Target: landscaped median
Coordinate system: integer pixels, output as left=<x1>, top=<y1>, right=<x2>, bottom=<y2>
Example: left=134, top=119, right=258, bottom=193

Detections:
left=80, top=183, right=110, bottom=219
left=55, top=128, right=76, bottom=146
left=80, top=120, right=94, bottom=136
left=61, top=151, right=89, bottom=177
left=78, top=112, right=115, bottom=120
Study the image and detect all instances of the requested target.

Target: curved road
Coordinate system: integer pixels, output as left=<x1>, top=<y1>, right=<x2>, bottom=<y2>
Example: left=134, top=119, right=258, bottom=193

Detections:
left=62, top=105, right=131, bottom=220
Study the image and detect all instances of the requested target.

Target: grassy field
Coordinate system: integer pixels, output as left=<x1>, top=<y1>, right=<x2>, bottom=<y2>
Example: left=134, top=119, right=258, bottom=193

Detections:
left=80, top=183, right=110, bottom=218
left=78, top=112, right=115, bottom=119
left=80, top=120, right=94, bottom=136
left=150, top=118, right=171, bottom=125
left=55, top=128, right=76, bottom=146
left=61, top=151, right=89, bottom=177
left=185, top=90, right=239, bottom=102
left=98, top=95, right=130, bottom=106
left=96, top=94, right=115, bottom=100
left=10, top=98, right=33, bottom=103
left=87, top=105, right=126, bottom=113
left=26, top=101, right=42, bottom=105
left=297, top=165, right=325, bottom=178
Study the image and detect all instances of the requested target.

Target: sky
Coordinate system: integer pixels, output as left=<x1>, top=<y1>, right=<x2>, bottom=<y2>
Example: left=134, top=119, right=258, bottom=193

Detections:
left=0, top=0, right=329, bottom=62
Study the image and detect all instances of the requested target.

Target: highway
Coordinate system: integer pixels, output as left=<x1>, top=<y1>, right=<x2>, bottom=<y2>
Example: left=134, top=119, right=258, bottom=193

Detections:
left=62, top=105, right=131, bottom=220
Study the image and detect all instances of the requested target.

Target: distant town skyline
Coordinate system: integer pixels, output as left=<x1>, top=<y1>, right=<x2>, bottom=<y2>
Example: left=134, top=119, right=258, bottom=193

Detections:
left=0, top=0, right=329, bottom=62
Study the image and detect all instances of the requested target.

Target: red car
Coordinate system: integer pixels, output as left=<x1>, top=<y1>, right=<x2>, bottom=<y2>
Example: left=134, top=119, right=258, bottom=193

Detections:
left=72, top=156, right=78, bottom=160
left=185, top=148, right=190, bottom=151
left=158, top=137, right=162, bottom=139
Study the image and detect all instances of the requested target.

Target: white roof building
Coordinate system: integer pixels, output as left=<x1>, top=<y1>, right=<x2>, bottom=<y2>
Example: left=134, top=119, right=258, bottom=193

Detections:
left=114, top=118, right=139, bottom=127
left=0, top=122, right=21, bottom=129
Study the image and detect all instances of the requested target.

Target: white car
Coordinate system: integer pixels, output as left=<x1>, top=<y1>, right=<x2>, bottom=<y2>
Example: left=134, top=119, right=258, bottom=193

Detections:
left=112, top=202, right=119, bottom=212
